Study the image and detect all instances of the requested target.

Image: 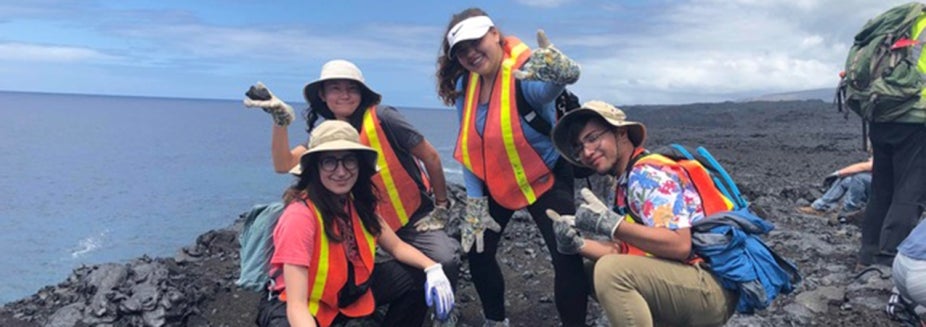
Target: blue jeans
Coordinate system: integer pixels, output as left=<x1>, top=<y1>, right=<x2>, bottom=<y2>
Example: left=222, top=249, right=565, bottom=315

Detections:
left=812, top=172, right=871, bottom=215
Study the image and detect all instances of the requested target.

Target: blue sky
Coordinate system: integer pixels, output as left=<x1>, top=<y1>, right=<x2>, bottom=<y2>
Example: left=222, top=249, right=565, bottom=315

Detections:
left=0, top=0, right=912, bottom=106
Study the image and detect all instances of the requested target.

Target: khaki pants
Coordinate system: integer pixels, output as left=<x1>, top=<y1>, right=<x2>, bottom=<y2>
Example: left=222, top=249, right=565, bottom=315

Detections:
left=592, top=255, right=736, bottom=327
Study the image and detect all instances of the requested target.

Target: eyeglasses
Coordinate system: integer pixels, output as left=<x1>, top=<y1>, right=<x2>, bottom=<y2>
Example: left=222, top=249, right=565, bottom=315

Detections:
left=319, top=154, right=360, bottom=172
left=572, top=129, right=611, bottom=162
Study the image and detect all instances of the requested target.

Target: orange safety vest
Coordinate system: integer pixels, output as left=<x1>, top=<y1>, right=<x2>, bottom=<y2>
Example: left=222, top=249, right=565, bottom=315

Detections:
left=359, top=106, right=431, bottom=231
left=279, top=199, right=377, bottom=327
left=453, top=36, right=554, bottom=210
left=613, top=149, right=733, bottom=263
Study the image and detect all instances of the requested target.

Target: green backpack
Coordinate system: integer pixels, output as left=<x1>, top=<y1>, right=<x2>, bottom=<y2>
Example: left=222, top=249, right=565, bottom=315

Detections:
left=837, top=2, right=926, bottom=124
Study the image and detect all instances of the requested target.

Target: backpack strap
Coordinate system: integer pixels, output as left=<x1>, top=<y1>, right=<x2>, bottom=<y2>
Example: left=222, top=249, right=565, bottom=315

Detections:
left=693, top=146, right=747, bottom=209
left=514, top=79, right=553, bottom=136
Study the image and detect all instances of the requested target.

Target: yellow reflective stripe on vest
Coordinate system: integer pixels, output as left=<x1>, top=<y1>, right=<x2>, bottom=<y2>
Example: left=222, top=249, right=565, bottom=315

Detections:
left=499, top=42, right=535, bottom=203
left=308, top=205, right=329, bottom=315
left=913, top=15, right=926, bottom=97
left=362, top=111, right=409, bottom=225
left=459, top=74, right=481, bottom=172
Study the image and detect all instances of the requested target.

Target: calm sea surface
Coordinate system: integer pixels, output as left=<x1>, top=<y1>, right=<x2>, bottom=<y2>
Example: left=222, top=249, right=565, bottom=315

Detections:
left=0, top=91, right=461, bottom=304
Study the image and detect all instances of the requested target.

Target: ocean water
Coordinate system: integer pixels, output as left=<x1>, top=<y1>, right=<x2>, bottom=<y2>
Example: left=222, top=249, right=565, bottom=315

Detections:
left=0, top=91, right=461, bottom=304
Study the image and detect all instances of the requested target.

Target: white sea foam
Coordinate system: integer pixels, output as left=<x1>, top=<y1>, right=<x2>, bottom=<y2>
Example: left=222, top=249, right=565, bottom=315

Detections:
left=71, top=229, right=109, bottom=258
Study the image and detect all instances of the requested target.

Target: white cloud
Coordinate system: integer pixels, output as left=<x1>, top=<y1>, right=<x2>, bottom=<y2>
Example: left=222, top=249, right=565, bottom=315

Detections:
left=0, top=43, right=119, bottom=62
left=564, top=0, right=913, bottom=104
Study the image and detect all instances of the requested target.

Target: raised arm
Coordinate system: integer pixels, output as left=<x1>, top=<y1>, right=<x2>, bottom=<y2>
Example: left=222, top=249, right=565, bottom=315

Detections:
left=271, top=126, right=306, bottom=173
left=243, top=82, right=305, bottom=174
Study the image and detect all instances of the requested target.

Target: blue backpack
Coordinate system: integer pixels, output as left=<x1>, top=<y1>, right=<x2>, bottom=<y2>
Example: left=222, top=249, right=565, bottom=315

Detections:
left=646, top=144, right=802, bottom=314
left=236, top=202, right=285, bottom=292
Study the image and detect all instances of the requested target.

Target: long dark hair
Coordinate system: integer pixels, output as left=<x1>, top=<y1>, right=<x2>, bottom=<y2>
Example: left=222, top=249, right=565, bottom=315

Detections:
left=304, top=80, right=378, bottom=135
left=282, top=151, right=382, bottom=241
left=436, top=7, right=506, bottom=106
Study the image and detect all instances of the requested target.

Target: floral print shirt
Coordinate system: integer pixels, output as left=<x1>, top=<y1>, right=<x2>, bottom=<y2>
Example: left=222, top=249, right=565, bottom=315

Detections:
left=615, top=161, right=705, bottom=229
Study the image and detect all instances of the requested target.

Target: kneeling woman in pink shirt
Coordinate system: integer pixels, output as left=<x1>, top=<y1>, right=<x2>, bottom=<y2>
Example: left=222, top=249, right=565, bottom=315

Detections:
left=256, top=120, right=454, bottom=327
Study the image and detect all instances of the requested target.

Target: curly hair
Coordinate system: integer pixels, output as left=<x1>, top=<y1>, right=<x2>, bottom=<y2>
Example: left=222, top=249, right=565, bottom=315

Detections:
left=436, top=7, right=506, bottom=106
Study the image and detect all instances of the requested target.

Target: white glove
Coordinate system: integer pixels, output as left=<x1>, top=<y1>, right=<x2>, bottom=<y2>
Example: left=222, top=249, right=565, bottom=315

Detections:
left=414, top=200, right=450, bottom=232
left=424, top=264, right=455, bottom=321
left=545, top=209, right=585, bottom=255
left=243, top=82, right=296, bottom=127
left=460, top=197, right=502, bottom=253
left=573, top=188, right=622, bottom=239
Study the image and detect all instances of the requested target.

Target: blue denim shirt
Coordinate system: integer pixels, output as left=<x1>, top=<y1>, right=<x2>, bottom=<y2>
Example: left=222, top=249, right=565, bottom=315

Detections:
left=455, top=79, right=564, bottom=198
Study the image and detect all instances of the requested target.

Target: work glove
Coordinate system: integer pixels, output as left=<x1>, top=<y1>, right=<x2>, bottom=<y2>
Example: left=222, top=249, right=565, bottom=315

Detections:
left=822, top=171, right=840, bottom=189
left=424, top=263, right=455, bottom=321
left=414, top=199, right=451, bottom=232
left=545, top=209, right=585, bottom=255
left=460, top=197, right=502, bottom=253
left=243, top=82, right=296, bottom=127
left=513, top=29, right=580, bottom=85
left=573, top=188, right=622, bottom=239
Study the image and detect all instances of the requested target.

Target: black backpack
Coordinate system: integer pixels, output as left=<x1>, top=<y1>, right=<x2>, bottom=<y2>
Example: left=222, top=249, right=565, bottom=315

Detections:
left=514, top=81, right=594, bottom=178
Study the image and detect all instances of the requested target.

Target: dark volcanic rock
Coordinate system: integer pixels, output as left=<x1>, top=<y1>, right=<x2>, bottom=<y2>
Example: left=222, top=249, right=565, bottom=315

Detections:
left=0, top=100, right=902, bottom=326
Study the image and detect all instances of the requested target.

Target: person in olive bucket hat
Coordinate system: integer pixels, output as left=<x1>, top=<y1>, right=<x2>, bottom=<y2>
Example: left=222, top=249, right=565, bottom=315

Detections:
left=546, top=100, right=738, bottom=327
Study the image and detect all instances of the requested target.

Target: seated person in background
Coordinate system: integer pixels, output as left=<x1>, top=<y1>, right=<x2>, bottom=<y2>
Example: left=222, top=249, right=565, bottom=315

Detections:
left=887, top=217, right=926, bottom=323
left=798, top=157, right=872, bottom=223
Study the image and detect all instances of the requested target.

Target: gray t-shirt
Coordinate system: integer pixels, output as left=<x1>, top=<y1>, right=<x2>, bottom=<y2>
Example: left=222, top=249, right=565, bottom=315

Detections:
left=305, top=105, right=433, bottom=221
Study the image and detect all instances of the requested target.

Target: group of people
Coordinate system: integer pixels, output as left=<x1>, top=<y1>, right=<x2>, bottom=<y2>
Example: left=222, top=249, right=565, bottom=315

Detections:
left=238, top=6, right=926, bottom=327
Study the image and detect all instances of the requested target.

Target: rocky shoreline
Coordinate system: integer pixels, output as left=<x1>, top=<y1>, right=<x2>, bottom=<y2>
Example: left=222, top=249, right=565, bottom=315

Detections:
left=1, top=100, right=910, bottom=326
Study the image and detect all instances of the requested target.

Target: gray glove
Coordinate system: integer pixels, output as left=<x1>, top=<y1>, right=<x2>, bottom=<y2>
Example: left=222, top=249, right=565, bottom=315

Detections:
left=460, top=197, right=502, bottom=253
left=573, top=188, right=622, bottom=239
left=545, top=209, right=585, bottom=255
left=414, top=200, right=450, bottom=232
left=513, top=29, right=580, bottom=85
left=243, top=82, right=296, bottom=127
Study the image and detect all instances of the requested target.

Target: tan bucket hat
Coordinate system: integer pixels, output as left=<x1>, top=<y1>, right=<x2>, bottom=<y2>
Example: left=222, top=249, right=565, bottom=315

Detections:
left=552, top=100, right=647, bottom=166
left=289, top=120, right=379, bottom=175
left=302, top=59, right=382, bottom=108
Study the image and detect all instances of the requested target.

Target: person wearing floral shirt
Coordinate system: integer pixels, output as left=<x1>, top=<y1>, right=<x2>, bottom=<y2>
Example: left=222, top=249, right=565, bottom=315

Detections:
left=545, top=100, right=737, bottom=327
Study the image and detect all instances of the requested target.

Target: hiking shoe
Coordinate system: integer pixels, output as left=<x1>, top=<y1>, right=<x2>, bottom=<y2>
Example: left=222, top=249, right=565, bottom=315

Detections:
left=885, top=291, right=924, bottom=326
left=797, top=206, right=824, bottom=216
left=837, top=209, right=864, bottom=224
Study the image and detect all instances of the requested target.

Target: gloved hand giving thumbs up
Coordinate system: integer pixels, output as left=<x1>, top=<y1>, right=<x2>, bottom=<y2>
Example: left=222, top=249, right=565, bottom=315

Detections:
left=514, top=29, right=580, bottom=85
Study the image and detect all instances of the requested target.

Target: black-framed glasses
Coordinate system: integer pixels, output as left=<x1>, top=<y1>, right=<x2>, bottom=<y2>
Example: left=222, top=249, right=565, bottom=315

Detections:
left=572, top=129, right=611, bottom=162
left=319, top=154, right=360, bottom=172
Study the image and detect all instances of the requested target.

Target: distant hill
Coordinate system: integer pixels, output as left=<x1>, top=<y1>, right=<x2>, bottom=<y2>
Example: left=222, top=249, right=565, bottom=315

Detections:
left=741, top=88, right=837, bottom=102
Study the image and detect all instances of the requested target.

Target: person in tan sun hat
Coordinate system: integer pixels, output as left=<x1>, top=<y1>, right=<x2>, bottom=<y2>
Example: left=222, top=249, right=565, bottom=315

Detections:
left=546, top=100, right=738, bottom=327
left=257, top=120, right=454, bottom=327
left=243, top=60, right=459, bottom=324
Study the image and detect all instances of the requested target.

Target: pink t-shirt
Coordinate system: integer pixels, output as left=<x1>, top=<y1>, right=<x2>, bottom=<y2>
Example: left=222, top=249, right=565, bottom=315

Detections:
left=269, top=202, right=318, bottom=292
left=268, top=200, right=369, bottom=293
